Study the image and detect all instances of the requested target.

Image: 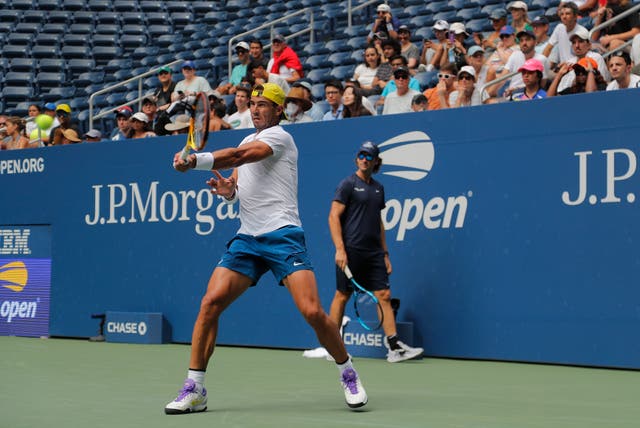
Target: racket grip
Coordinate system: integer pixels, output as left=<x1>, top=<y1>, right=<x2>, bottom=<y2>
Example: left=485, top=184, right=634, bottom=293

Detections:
left=343, top=265, right=353, bottom=280
left=180, top=147, right=189, bottom=161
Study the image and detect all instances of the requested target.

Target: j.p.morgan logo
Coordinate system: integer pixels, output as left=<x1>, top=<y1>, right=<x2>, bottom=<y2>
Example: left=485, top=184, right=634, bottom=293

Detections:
left=378, top=131, right=470, bottom=241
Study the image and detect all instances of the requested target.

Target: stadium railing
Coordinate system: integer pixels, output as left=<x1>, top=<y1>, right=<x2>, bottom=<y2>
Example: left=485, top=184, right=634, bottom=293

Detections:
left=227, top=8, right=315, bottom=78
left=589, top=3, right=640, bottom=58
left=347, top=0, right=378, bottom=29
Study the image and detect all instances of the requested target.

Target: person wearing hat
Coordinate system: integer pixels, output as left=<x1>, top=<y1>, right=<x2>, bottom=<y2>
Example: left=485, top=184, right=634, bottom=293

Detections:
left=111, top=106, right=133, bottom=141
left=267, top=33, right=303, bottom=84
left=485, top=25, right=518, bottom=88
left=368, top=3, right=400, bottom=43
left=281, top=86, right=314, bottom=124
left=225, top=85, right=254, bottom=129
left=510, top=58, right=547, bottom=100
left=50, top=104, right=81, bottom=146
left=327, top=141, right=424, bottom=363
left=164, top=114, right=191, bottom=135
left=83, top=129, right=103, bottom=143
left=397, top=25, right=420, bottom=71
left=382, top=66, right=421, bottom=115
left=531, top=16, right=551, bottom=55
left=554, top=27, right=610, bottom=94
left=466, top=45, right=489, bottom=88
left=142, top=94, right=159, bottom=124
left=292, top=80, right=324, bottom=121
left=60, top=128, right=82, bottom=145
left=475, top=9, right=507, bottom=52
left=420, top=20, right=450, bottom=72
left=548, top=57, right=604, bottom=96
left=606, top=51, right=640, bottom=91
left=508, top=1, right=531, bottom=35
left=217, top=41, right=253, bottom=95
left=442, top=22, right=470, bottom=70
left=36, top=102, right=60, bottom=145
left=448, top=66, right=482, bottom=108
left=126, top=112, right=156, bottom=139
left=171, top=60, right=212, bottom=102
left=543, top=2, right=587, bottom=66
left=154, top=66, right=176, bottom=111
left=167, top=82, right=369, bottom=414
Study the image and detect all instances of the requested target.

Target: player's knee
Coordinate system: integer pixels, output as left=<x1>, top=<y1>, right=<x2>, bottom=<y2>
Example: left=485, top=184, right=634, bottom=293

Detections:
left=300, top=304, right=325, bottom=327
left=199, top=294, right=225, bottom=319
left=375, top=289, right=392, bottom=303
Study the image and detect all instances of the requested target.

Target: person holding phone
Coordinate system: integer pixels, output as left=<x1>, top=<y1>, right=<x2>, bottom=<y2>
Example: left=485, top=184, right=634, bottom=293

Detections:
left=367, top=3, right=400, bottom=43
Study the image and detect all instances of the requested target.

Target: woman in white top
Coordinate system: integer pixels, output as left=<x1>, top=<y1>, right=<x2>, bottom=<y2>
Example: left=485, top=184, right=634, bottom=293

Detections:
left=353, top=46, right=381, bottom=95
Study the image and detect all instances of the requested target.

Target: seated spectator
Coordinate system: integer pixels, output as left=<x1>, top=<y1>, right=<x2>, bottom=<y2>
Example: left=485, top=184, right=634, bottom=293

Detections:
left=39, top=102, right=59, bottom=145
left=411, top=94, right=428, bottom=111
left=225, top=85, right=253, bottom=129
left=1, top=117, right=29, bottom=150
left=466, top=46, right=489, bottom=89
left=543, top=2, right=587, bottom=66
left=249, top=60, right=290, bottom=94
left=353, top=45, right=382, bottom=95
left=171, top=61, right=212, bottom=102
left=442, top=22, right=470, bottom=70
left=372, top=39, right=401, bottom=91
left=554, top=28, right=610, bottom=93
left=421, top=20, right=450, bottom=72
left=249, top=39, right=269, bottom=68
left=111, top=106, right=133, bottom=141
left=61, top=129, right=82, bottom=145
left=25, top=104, right=41, bottom=136
left=0, top=116, right=7, bottom=141
left=83, top=129, right=103, bottom=143
left=267, top=34, right=303, bottom=84
left=591, top=0, right=640, bottom=55
left=218, top=41, right=252, bottom=95
left=510, top=59, right=547, bottom=100
left=606, top=51, right=640, bottom=90
left=281, top=87, right=314, bottom=124
left=342, top=86, right=373, bottom=118
left=141, top=94, right=161, bottom=132
left=209, top=102, right=231, bottom=132
left=291, top=80, right=323, bottom=121
left=344, top=79, right=377, bottom=115
left=164, top=114, right=191, bottom=135
left=547, top=57, right=606, bottom=96
left=531, top=16, right=551, bottom=55
left=424, top=63, right=458, bottom=110
left=50, top=104, right=81, bottom=146
left=377, top=55, right=422, bottom=108
left=448, top=66, right=482, bottom=108
left=382, top=67, right=421, bottom=115
left=485, top=25, right=519, bottom=86
left=322, top=80, right=344, bottom=121
left=367, top=3, right=400, bottom=43
left=154, top=66, right=176, bottom=111
left=508, top=1, right=531, bottom=34
left=475, top=10, right=508, bottom=53
left=397, top=25, right=420, bottom=71
left=126, top=112, right=157, bottom=139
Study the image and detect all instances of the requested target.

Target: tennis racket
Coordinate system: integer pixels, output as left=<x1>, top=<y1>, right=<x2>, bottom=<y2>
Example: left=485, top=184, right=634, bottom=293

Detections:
left=343, top=265, right=384, bottom=331
left=179, top=92, right=210, bottom=160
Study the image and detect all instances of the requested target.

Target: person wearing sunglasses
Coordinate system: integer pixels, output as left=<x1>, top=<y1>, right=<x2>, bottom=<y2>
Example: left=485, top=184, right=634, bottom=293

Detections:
left=154, top=66, right=176, bottom=111
left=328, top=141, right=424, bottom=363
left=367, top=3, right=400, bottom=43
left=422, top=62, right=458, bottom=110
left=447, top=66, right=482, bottom=108
left=171, top=61, right=212, bottom=102
left=49, top=104, right=81, bottom=146
left=382, top=66, right=421, bottom=115
left=547, top=57, right=605, bottom=96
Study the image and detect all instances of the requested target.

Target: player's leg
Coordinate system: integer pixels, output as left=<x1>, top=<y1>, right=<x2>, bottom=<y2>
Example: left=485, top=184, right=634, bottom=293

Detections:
left=165, top=266, right=253, bottom=415
left=328, top=290, right=351, bottom=330
left=284, top=270, right=367, bottom=409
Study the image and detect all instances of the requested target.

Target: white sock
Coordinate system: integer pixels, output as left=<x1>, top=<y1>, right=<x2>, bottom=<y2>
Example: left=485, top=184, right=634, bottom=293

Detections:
left=336, top=357, right=354, bottom=374
left=188, top=369, right=206, bottom=388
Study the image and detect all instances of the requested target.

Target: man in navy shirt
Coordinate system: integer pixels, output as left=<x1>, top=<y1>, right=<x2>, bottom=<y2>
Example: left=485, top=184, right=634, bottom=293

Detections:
left=328, top=142, right=423, bottom=363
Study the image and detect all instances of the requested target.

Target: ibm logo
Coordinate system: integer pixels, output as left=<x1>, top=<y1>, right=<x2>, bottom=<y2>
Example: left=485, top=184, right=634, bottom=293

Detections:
left=0, top=229, right=31, bottom=255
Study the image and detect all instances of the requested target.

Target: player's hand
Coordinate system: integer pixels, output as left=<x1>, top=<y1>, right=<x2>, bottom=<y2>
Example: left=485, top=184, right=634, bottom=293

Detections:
left=206, top=170, right=236, bottom=199
left=335, top=249, right=348, bottom=271
left=173, top=152, right=194, bottom=172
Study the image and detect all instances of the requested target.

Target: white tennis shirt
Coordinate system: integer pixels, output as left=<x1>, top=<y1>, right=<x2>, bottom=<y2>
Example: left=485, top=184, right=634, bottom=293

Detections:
left=236, top=125, right=302, bottom=236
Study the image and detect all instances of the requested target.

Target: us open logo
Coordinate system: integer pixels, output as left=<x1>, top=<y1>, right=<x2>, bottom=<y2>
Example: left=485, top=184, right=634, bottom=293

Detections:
left=377, top=131, right=471, bottom=241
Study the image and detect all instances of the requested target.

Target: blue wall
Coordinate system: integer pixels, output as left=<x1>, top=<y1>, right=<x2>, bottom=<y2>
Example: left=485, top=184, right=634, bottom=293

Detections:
left=1, top=90, right=639, bottom=368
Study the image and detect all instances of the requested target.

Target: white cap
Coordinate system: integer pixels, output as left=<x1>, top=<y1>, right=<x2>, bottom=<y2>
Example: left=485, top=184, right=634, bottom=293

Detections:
left=131, top=112, right=149, bottom=123
left=458, top=65, right=476, bottom=79
left=433, top=20, right=449, bottom=31
left=569, top=27, right=590, bottom=41
left=234, top=41, right=250, bottom=51
left=376, top=3, right=391, bottom=12
left=508, top=1, right=528, bottom=11
left=449, top=22, right=468, bottom=35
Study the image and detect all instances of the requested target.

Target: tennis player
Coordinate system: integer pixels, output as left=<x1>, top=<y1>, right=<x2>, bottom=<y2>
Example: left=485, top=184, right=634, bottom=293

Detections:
left=166, top=83, right=367, bottom=414
left=328, top=142, right=424, bottom=363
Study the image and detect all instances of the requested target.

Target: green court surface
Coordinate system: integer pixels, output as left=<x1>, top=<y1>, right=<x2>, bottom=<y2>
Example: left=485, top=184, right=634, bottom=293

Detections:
left=1, top=336, right=638, bottom=428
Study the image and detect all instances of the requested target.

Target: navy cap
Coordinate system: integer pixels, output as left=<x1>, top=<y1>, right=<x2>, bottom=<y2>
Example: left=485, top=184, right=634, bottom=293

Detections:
left=532, top=15, right=549, bottom=26
left=359, top=141, right=380, bottom=158
left=182, top=60, right=196, bottom=69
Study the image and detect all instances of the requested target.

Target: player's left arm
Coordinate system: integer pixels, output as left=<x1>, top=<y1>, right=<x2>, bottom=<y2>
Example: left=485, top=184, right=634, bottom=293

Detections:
left=174, top=140, right=273, bottom=172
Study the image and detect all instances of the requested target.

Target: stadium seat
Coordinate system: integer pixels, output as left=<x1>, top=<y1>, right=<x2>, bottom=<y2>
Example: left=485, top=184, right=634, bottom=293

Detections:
left=38, top=0, right=62, bottom=10
left=47, top=11, right=71, bottom=25
left=10, top=102, right=31, bottom=117
left=41, top=23, right=67, bottom=36
left=458, top=7, right=482, bottom=21
left=328, top=52, right=356, bottom=67
left=113, top=0, right=138, bottom=12
left=433, top=10, right=458, bottom=23
left=69, top=23, right=93, bottom=34
left=23, top=10, right=47, bottom=24
left=304, top=55, right=331, bottom=69
left=121, top=34, right=148, bottom=50
left=122, top=12, right=146, bottom=25
left=140, top=1, right=164, bottom=13
left=413, top=71, right=439, bottom=91
left=61, top=45, right=91, bottom=59
left=104, top=57, right=132, bottom=73
left=143, top=75, right=159, bottom=89
left=146, top=12, right=170, bottom=25
left=63, top=0, right=87, bottom=11
left=93, top=33, right=119, bottom=46
left=10, top=0, right=34, bottom=10
left=203, top=10, right=227, bottom=24
left=191, top=1, right=217, bottom=16
left=166, top=1, right=191, bottom=13
left=9, top=58, right=37, bottom=73
left=170, top=12, right=193, bottom=29
left=122, top=24, right=146, bottom=35
left=39, top=58, right=67, bottom=73
left=148, top=24, right=172, bottom=38
left=225, top=0, right=249, bottom=12
left=93, top=46, right=123, bottom=65
left=329, top=65, right=355, bottom=81
left=7, top=33, right=34, bottom=46
left=67, top=59, right=96, bottom=76
left=41, top=86, right=77, bottom=102
left=2, top=44, right=29, bottom=59
left=87, top=0, right=112, bottom=11
left=15, top=22, right=41, bottom=34
left=132, top=45, right=159, bottom=60
left=36, top=71, right=66, bottom=92
left=63, top=33, right=91, bottom=46
left=33, top=45, right=61, bottom=61
left=324, top=40, right=351, bottom=53
left=306, top=68, right=332, bottom=84
left=72, top=11, right=96, bottom=25
left=4, top=71, right=34, bottom=86
left=466, top=18, right=493, bottom=33
left=95, top=24, right=120, bottom=35
left=95, top=12, right=120, bottom=26
left=346, top=36, right=368, bottom=50
left=0, top=10, right=20, bottom=22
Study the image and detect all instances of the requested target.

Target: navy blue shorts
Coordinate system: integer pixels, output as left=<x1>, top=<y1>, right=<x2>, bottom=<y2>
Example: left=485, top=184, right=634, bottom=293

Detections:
left=218, top=225, right=314, bottom=286
left=336, top=249, right=389, bottom=293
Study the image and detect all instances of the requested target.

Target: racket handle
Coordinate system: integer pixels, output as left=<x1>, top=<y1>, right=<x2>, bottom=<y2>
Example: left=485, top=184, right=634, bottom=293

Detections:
left=343, top=265, right=353, bottom=280
left=180, top=147, right=189, bottom=161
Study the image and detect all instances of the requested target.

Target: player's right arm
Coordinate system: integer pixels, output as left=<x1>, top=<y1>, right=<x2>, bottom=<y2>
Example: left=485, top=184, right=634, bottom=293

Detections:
left=329, top=200, right=348, bottom=270
left=173, top=140, right=273, bottom=172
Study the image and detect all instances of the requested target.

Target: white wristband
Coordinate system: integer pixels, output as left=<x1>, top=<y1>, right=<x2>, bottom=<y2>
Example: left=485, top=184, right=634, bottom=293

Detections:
left=223, top=188, right=239, bottom=204
left=194, top=152, right=214, bottom=170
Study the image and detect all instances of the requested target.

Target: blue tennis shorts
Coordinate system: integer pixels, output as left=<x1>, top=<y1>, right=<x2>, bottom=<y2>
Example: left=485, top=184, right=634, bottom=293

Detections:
left=336, top=249, right=390, bottom=293
left=218, top=225, right=314, bottom=285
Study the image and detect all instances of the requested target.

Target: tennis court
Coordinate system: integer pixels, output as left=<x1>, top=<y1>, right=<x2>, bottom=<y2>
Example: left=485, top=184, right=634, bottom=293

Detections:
left=2, top=336, right=638, bottom=428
